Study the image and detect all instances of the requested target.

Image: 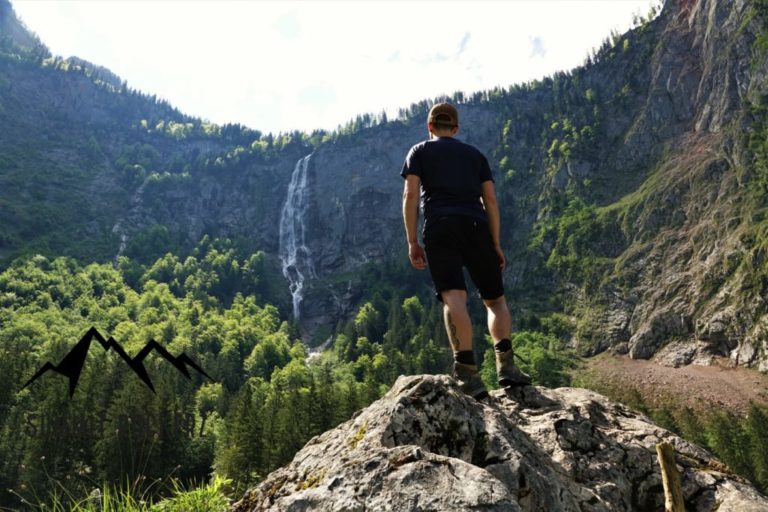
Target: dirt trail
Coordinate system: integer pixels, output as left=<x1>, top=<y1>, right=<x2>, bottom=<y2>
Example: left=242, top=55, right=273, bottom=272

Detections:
left=577, top=353, right=768, bottom=414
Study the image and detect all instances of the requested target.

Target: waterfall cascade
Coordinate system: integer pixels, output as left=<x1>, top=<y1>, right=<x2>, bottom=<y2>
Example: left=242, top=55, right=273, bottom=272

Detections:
left=278, top=154, right=315, bottom=320
left=111, top=174, right=152, bottom=269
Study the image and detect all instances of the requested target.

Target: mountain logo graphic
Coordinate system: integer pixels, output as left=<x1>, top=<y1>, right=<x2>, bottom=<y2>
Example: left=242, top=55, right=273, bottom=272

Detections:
left=22, top=326, right=214, bottom=397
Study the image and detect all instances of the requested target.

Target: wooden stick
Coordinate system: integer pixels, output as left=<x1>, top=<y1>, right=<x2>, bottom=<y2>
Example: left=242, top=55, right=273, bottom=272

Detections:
left=656, top=442, right=685, bottom=512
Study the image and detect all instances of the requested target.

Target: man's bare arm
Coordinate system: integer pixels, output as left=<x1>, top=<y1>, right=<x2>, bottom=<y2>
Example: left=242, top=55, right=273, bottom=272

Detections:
left=481, top=180, right=506, bottom=271
left=403, top=175, right=426, bottom=269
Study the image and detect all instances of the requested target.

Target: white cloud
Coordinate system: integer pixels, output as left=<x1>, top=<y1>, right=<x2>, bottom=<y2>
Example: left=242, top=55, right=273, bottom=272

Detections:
left=457, top=32, right=471, bottom=56
left=11, top=0, right=659, bottom=134
left=273, top=13, right=300, bottom=40
left=529, top=36, right=547, bottom=59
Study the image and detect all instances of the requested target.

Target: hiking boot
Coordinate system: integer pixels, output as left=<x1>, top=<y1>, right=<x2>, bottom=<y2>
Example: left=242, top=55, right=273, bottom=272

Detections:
left=452, top=362, right=489, bottom=400
left=496, top=348, right=532, bottom=387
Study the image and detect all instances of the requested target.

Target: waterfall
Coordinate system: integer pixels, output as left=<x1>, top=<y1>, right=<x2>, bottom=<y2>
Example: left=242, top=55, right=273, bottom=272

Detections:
left=111, top=174, right=152, bottom=269
left=279, top=154, right=315, bottom=320
left=306, top=335, right=333, bottom=361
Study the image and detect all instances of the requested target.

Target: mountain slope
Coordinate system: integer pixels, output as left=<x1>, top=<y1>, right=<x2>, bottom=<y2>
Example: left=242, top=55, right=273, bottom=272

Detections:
left=576, top=0, right=768, bottom=368
left=0, top=0, right=270, bottom=265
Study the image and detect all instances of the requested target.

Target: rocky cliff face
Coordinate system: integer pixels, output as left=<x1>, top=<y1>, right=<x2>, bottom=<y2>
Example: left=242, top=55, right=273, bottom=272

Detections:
left=232, top=374, right=768, bottom=511
left=581, top=0, right=768, bottom=369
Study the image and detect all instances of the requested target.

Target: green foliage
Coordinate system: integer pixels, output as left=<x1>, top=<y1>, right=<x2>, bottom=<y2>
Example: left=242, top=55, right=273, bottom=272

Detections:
left=152, top=475, right=232, bottom=511
left=539, top=312, right=576, bottom=341
left=0, top=248, right=294, bottom=508
left=354, top=302, right=384, bottom=342
left=747, top=98, right=768, bottom=204
left=244, top=332, right=291, bottom=380
left=479, top=329, right=577, bottom=390
left=531, top=196, right=622, bottom=288
left=751, top=0, right=768, bottom=67
left=745, top=403, right=768, bottom=489
left=479, top=349, right=498, bottom=390
left=130, top=236, right=274, bottom=305
left=508, top=331, right=574, bottom=387
left=28, top=474, right=232, bottom=511
left=705, top=408, right=756, bottom=483
left=675, top=402, right=768, bottom=493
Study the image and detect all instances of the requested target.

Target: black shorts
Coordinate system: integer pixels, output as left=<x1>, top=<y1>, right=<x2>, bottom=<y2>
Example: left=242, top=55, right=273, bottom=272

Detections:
left=423, top=216, right=504, bottom=302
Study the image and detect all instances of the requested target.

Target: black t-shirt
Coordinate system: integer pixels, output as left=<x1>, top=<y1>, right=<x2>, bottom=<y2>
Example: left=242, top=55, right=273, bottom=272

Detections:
left=400, top=136, right=493, bottom=229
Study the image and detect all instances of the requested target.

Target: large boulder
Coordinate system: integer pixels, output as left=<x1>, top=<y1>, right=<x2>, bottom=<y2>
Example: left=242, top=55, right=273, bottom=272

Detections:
left=232, top=374, right=768, bottom=511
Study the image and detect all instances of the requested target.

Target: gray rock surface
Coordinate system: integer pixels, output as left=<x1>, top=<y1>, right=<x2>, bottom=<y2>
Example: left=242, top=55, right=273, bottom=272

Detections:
left=232, top=375, right=768, bottom=511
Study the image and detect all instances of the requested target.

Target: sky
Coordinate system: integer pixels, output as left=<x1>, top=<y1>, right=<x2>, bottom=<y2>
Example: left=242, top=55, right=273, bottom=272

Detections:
left=11, top=0, right=661, bottom=135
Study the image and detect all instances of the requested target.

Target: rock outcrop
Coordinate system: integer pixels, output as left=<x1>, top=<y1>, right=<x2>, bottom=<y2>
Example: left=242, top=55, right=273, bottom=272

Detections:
left=232, top=375, right=768, bottom=511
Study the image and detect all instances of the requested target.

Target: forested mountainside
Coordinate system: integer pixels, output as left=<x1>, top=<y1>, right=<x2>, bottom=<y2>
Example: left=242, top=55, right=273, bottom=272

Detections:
left=2, top=0, right=768, bottom=509
left=0, top=0, right=291, bottom=266
left=2, top=0, right=768, bottom=371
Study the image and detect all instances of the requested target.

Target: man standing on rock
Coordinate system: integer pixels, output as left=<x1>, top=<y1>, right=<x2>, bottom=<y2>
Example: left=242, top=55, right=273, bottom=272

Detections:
left=400, top=102, right=531, bottom=400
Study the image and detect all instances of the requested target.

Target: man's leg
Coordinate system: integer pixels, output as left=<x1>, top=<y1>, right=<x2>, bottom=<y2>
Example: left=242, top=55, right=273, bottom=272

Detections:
left=442, top=289, right=488, bottom=399
left=483, top=295, right=531, bottom=387
left=483, top=295, right=511, bottom=343
left=442, top=289, right=472, bottom=352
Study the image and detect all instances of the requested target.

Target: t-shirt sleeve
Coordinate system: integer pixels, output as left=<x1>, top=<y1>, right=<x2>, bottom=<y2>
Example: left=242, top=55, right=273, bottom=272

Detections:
left=400, top=146, right=422, bottom=179
left=479, top=154, right=493, bottom=183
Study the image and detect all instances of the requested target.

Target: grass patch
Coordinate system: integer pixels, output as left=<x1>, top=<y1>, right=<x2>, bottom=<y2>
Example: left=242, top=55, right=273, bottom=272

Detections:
left=18, top=475, right=232, bottom=512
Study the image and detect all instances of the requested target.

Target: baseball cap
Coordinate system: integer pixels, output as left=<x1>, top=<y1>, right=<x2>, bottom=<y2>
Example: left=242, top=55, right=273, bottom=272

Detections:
left=428, top=103, right=459, bottom=127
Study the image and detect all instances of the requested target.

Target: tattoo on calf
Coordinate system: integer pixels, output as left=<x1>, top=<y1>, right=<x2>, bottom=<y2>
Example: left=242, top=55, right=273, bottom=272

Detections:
left=447, top=312, right=460, bottom=351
